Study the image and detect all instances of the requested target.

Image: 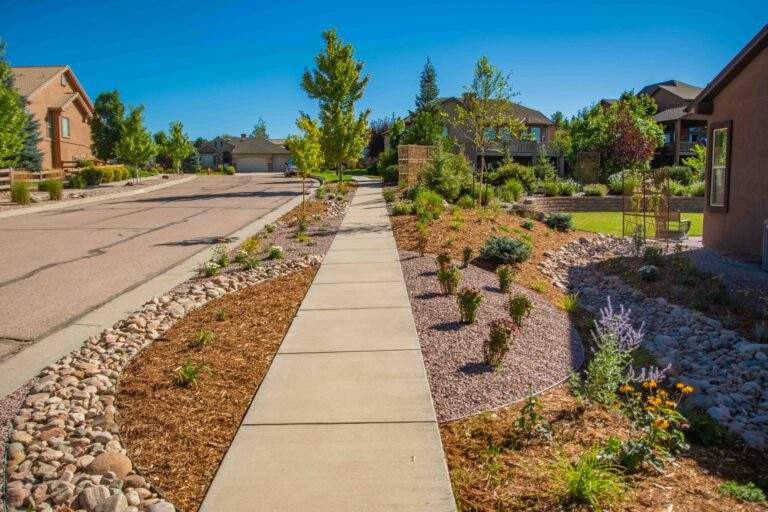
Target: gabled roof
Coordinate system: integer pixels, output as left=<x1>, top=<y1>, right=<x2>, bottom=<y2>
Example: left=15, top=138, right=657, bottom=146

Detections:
left=434, top=96, right=553, bottom=125
left=692, top=23, right=768, bottom=114
left=11, top=65, right=94, bottom=114
left=231, top=136, right=289, bottom=155
left=638, top=80, right=702, bottom=101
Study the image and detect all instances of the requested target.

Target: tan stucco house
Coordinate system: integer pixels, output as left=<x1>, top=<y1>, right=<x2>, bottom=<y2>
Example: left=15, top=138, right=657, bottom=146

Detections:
left=198, top=135, right=290, bottom=172
left=11, top=66, right=95, bottom=170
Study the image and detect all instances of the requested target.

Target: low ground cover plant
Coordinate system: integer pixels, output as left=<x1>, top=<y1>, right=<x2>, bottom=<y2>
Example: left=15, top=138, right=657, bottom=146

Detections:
left=481, top=235, right=531, bottom=264
left=529, top=279, right=549, bottom=293
left=554, top=447, right=626, bottom=508
left=215, top=309, right=228, bottom=321
left=719, top=481, right=766, bottom=503
left=485, top=318, right=515, bottom=368
left=521, top=218, right=534, bottom=230
left=391, top=200, right=414, bottom=215
left=188, top=329, right=215, bottom=349
left=457, top=287, right=483, bottom=324
left=545, top=212, right=573, bottom=232
left=240, top=235, right=261, bottom=254
left=10, top=181, right=31, bottom=204
left=199, top=261, right=220, bottom=277
left=173, top=361, right=208, bottom=387
left=436, top=265, right=461, bottom=295
left=268, top=245, right=284, bottom=260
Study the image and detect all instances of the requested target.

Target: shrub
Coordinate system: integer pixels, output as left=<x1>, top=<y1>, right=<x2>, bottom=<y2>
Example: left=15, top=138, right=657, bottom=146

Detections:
left=264, top=223, right=276, bottom=234
left=199, top=261, right=220, bottom=277
left=383, top=189, right=396, bottom=203
left=529, top=280, right=549, bottom=293
left=599, top=436, right=657, bottom=474
left=420, top=151, right=471, bottom=202
left=583, top=183, right=608, bottom=197
left=79, top=167, right=104, bottom=187
left=685, top=410, right=730, bottom=447
left=413, top=188, right=444, bottom=221
left=607, top=170, right=641, bottom=195
left=666, top=179, right=686, bottom=196
left=560, top=293, right=580, bottom=312
left=481, top=236, right=531, bottom=264
left=223, top=165, right=236, bottom=175
left=215, top=309, right=228, bottom=321
left=718, top=481, right=766, bottom=503
left=416, top=221, right=429, bottom=256
left=382, top=164, right=399, bottom=185
left=508, top=294, right=533, bottom=326
left=545, top=212, right=573, bottom=232
left=642, top=246, right=665, bottom=266
left=461, top=246, right=474, bottom=268
left=241, top=254, right=261, bottom=270
left=497, top=178, right=524, bottom=202
left=391, top=200, right=414, bottom=216
left=213, top=244, right=230, bottom=267
left=662, top=165, right=696, bottom=186
left=456, top=194, right=475, bottom=209
left=687, top=180, right=705, bottom=197
left=10, top=181, right=31, bottom=205
left=268, top=245, right=283, bottom=259
left=541, top=180, right=560, bottom=197
left=46, top=179, right=63, bottom=200
left=554, top=447, right=625, bottom=508
left=496, top=265, right=514, bottom=293
left=173, top=361, right=208, bottom=387
left=484, top=318, right=515, bottom=368
left=521, top=218, right=534, bottom=230
left=473, top=183, right=497, bottom=206
left=435, top=252, right=451, bottom=270
left=241, top=235, right=261, bottom=254
left=457, top=287, right=483, bottom=324
left=558, top=179, right=580, bottom=197
left=436, top=265, right=460, bottom=295
left=487, top=160, right=536, bottom=191
left=514, top=393, right=552, bottom=440
left=189, top=329, right=215, bottom=349
left=66, top=173, right=85, bottom=189
left=638, top=264, right=659, bottom=282
left=315, top=187, right=326, bottom=199
left=100, top=167, right=114, bottom=183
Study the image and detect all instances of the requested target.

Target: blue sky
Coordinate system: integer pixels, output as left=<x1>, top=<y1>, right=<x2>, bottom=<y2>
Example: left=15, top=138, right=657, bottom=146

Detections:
left=1, top=1, right=765, bottom=139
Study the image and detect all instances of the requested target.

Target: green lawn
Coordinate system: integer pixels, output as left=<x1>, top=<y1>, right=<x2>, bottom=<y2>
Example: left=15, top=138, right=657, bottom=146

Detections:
left=312, top=169, right=381, bottom=183
left=569, top=211, right=703, bottom=236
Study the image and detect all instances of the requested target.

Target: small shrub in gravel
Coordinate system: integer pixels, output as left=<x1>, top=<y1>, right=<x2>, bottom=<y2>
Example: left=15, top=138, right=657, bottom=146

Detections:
left=173, top=361, right=208, bottom=387
left=496, top=265, right=515, bottom=292
left=10, top=181, right=31, bottom=204
left=457, top=287, right=483, bottom=324
left=462, top=246, right=474, bottom=268
left=522, top=218, right=534, bottom=230
left=213, top=244, right=230, bottom=267
left=485, top=318, right=515, bottom=368
left=436, top=252, right=451, bottom=270
left=436, top=265, right=461, bottom=295
left=241, top=235, right=261, bottom=254
left=199, top=261, right=220, bottom=277
left=416, top=221, right=429, bottom=256
left=268, top=245, right=284, bottom=260
left=508, top=293, right=533, bottom=326
left=545, top=212, right=573, bottom=232
left=481, top=235, right=531, bottom=264
left=718, top=481, right=766, bottom=503
left=265, top=223, right=276, bottom=233
left=391, top=200, right=414, bottom=215
left=638, top=264, right=659, bottom=282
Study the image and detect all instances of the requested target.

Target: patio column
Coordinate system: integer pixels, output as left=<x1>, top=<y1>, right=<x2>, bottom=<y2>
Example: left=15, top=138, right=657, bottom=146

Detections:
left=673, top=119, right=682, bottom=165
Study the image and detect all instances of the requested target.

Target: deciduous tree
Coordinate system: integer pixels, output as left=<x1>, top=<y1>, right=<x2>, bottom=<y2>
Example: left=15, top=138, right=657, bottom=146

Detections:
left=115, top=106, right=157, bottom=173
left=0, top=40, right=26, bottom=167
left=91, top=90, right=126, bottom=161
left=251, top=118, right=269, bottom=139
left=286, top=113, right=323, bottom=211
left=164, top=121, right=194, bottom=172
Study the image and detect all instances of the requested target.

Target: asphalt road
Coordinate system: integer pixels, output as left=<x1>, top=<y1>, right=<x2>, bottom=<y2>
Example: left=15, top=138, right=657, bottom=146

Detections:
left=0, top=174, right=304, bottom=341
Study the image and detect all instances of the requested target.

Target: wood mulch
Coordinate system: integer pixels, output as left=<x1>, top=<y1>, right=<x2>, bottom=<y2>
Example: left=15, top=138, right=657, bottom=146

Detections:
left=116, top=265, right=318, bottom=512
left=441, top=384, right=768, bottom=512
left=390, top=207, right=591, bottom=304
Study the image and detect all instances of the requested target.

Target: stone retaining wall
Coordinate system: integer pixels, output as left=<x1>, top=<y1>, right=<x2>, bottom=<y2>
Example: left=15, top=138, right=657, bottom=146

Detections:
left=518, top=195, right=704, bottom=213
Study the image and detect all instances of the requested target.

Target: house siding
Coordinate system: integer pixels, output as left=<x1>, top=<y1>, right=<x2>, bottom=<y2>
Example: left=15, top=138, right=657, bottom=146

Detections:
left=703, top=47, right=768, bottom=259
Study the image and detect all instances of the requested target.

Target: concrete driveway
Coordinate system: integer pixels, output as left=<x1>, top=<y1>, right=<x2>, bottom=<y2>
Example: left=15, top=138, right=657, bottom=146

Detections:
left=0, top=174, right=303, bottom=343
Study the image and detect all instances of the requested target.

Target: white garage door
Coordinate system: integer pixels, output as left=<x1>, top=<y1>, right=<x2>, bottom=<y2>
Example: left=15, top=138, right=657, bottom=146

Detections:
left=236, top=157, right=270, bottom=172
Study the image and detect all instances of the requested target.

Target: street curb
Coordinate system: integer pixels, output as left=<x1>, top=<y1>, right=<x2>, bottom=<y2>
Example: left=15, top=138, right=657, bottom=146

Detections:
left=0, top=181, right=317, bottom=398
left=0, top=175, right=197, bottom=220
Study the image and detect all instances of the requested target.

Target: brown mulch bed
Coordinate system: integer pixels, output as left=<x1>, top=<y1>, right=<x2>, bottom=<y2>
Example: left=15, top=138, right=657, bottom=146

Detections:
left=116, top=265, right=317, bottom=512
left=399, top=250, right=583, bottom=421
left=391, top=208, right=591, bottom=304
left=441, top=384, right=768, bottom=512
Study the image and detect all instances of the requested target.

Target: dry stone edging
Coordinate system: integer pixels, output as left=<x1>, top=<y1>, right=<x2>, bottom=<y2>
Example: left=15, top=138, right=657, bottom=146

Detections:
left=539, top=234, right=768, bottom=451
left=3, top=253, right=325, bottom=512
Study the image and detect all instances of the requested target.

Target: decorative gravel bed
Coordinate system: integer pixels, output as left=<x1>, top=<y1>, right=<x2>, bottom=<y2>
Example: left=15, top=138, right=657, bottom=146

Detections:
left=399, top=250, right=583, bottom=422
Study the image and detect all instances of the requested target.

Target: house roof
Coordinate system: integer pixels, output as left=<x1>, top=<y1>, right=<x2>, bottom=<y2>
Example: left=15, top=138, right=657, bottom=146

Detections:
left=230, top=136, right=289, bottom=155
left=11, top=65, right=94, bottom=114
left=434, top=96, right=553, bottom=125
left=692, top=23, right=768, bottom=113
left=638, top=80, right=702, bottom=101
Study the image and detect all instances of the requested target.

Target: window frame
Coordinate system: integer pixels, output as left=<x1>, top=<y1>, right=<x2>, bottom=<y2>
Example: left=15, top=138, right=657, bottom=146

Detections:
left=706, top=120, right=732, bottom=213
left=61, top=116, right=71, bottom=138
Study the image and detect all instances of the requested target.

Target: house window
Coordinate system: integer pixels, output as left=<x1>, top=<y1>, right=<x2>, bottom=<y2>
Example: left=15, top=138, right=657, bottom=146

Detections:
left=529, top=127, right=541, bottom=142
left=61, top=117, right=71, bottom=138
left=708, top=121, right=731, bottom=210
left=664, top=130, right=674, bottom=145
left=688, top=126, right=707, bottom=144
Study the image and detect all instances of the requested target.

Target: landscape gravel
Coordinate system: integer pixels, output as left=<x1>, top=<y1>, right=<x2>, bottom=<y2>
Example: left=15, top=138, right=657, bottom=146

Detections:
left=399, top=250, right=583, bottom=422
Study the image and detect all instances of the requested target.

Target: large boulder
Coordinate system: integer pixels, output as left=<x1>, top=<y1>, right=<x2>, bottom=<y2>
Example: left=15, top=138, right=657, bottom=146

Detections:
left=87, top=452, right=132, bottom=479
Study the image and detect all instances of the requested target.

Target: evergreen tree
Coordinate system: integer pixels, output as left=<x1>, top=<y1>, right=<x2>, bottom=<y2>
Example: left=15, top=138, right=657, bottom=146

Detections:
left=18, top=112, right=43, bottom=171
left=415, top=57, right=439, bottom=111
left=91, top=90, right=125, bottom=161
left=251, top=118, right=269, bottom=139
left=302, top=29, right=371, bottom=177
left=115, top=106, right=157, bottom=169
left=0, top=40, right=26, bottom=167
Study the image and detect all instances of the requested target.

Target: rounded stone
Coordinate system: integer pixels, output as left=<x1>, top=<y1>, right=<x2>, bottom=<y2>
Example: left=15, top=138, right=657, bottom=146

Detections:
left=87, top=452, right=132, bottom=479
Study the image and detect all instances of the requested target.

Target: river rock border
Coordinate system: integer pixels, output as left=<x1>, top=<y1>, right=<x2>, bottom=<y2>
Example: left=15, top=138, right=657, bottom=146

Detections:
left=4, top=256, right=325, bottom=512
left=539, top=234, right=768, bottom=451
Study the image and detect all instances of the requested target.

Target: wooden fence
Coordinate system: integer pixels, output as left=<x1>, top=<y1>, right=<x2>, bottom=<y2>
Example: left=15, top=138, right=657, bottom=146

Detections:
left=0, top=168, right=71, bottom=192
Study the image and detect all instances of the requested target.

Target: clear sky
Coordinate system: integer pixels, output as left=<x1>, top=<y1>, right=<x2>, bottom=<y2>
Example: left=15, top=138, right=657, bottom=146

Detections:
left=1, top=1, right=765, bottom=139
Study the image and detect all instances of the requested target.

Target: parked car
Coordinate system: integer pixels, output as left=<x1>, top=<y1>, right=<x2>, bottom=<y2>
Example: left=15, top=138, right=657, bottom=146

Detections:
left=284, top=162, right=299, bottom=177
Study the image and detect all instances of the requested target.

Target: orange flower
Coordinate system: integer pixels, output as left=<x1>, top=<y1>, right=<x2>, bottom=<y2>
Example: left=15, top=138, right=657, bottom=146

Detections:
left=682, top=385, right=694, bottom=395
left=654, top=418, right=670, bottom=430
left=647, top=396, right=662, bottom=407
left=665, top=400, right=677, bottom=408
left=642, top=379, right=658, bottom=390
left=645, top=406, right=657, bottom=413
left=657, top=389, right=669, bottom=399
left=619, top=384, right=634, bottom=394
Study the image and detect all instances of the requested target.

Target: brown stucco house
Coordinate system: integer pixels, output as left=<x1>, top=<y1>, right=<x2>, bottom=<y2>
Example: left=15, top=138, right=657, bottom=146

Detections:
left=691, top=23, right=768, bottom=266
left=11, top=66, right=94, bottom=170
left=198, top=135, right=290, bottom=172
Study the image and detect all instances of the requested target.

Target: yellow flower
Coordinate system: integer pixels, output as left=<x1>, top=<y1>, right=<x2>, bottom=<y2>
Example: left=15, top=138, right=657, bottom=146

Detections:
left=675, top=382, right=685, bottom=390
left=619, top=384, right=634, bottom=394
left=645, top=406, right=657, bottom=413
left=657, top=389, right=669, bottom=399
left=647, top=396, right=662, bottom=407
left=642, top=379, right=658, bottom=390
left=682, top=385, right=694, bottom=395
left=654, top=418, right=670, bottom=430
left=665, top=400, right=677, bottom=409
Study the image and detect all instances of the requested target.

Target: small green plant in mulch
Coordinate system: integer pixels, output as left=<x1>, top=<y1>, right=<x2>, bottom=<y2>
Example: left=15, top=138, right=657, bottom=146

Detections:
left=496, top=265, right=515, bottom=293
left=508, top=294, right=533, bottom=327
left=514, top=392, right=552, bottom=441
left=296, top=232, right=311, bottom=243
left=436, top=265, right=461, bottom=295
left=560, top=293, right=580, bottom=312
left=173, top=361, right=209, bottom=387
left=188, top=329, right=215, bottom=349
left=521, top=218, right=534, bottom=230
left=315, top=187, right=326, bottom=200
left=212, top=244, right=230, bottom=267
left=529, top=280, right=549, bottom=293
left=484, top=318, right=515, bottom=368
left=457, top=287, right=483, bottom=324
left=199, top=262, right=220, bottom=277
left=215, top=309, right=228, bottom=321
left=461, top=246, right=474, bottom=268
left=10, top=181, right=31, bottom=205
left=718, top=481, right=766, bottom=503
left=642, top=246, right=665, bottom=266
left=268, top=245, right=283, bottom=260
left=553, top=447, right=625, bottom=508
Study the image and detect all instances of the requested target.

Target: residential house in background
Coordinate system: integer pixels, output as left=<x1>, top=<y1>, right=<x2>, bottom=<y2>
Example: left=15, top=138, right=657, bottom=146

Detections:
left=11, top=66, right=94, bottom=170
left=639, top=80, right=707, bottom=166
left=691, top=23, right=768, bottom=265
left=385, top=95, right=563, bottom=171
left=198, top=135, right=291, bottom=172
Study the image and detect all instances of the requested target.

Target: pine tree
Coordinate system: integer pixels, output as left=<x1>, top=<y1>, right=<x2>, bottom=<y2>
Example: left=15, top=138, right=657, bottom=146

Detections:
left=0, top=40, right=26, bottom=167
left=415, top=57, right=439, bottom=111
left=18, top=112, right=43, bottom=171
left=302, top=29, right=370, bottom=178
left=91, top=90, right=125, bottom=161
left=251, top=118, right=269, bottom=139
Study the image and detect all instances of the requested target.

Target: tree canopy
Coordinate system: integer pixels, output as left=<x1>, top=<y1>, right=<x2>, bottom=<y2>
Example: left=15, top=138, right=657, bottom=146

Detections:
left=415, top=57, right=438, bottom=111
left=114, top=106, right=157, bottom=168
left=91, top=90, right=126, bottom=161
left=251, top=118, right=269, bottom=139
left=0, top=40, right=26, bottom=167
left=19, top=112, right=43, bottom=171
left=164, top=121, right=194, bottom=171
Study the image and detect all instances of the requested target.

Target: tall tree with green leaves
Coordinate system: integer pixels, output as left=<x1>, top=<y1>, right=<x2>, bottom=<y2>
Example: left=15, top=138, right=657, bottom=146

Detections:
left=91, top=90, right=126, bottom=161
left=452, top=56, right=525, bottom=196
left=115, top=106, right=157, bottom=173
left=164, top=121, right=194, bottom=172
left=251, top=118, right=269, bottom=139
left=415, top=57, right=439, bottom=111
left=286, top=113, right=323, bottom=211
left=0, top=40, right=26, bottom=167
left=302, top=29, right=371, bottom=179
left=153, top=131, right=171, bottom=168
left=18, top=113, right=43, bottom=171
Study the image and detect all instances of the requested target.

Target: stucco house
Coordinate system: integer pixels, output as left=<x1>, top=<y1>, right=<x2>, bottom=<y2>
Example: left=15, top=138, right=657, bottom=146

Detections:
left=11, top=66, right=94, bottom=170
left=198, top=135, right=290, bottom=172
left=691, top=23, right=768, bottom=266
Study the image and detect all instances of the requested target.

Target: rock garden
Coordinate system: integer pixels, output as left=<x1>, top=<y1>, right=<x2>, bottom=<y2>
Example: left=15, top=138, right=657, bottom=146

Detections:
left=1, top=183, right=353, bottom=512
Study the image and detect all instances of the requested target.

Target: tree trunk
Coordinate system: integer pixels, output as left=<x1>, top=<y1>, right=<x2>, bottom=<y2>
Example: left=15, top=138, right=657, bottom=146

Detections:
left=479, top=152, right=486, bottom=207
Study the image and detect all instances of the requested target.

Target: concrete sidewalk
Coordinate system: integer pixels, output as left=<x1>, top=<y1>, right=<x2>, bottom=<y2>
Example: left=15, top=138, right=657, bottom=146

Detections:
left=200, top=181, right=456, bottom=511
